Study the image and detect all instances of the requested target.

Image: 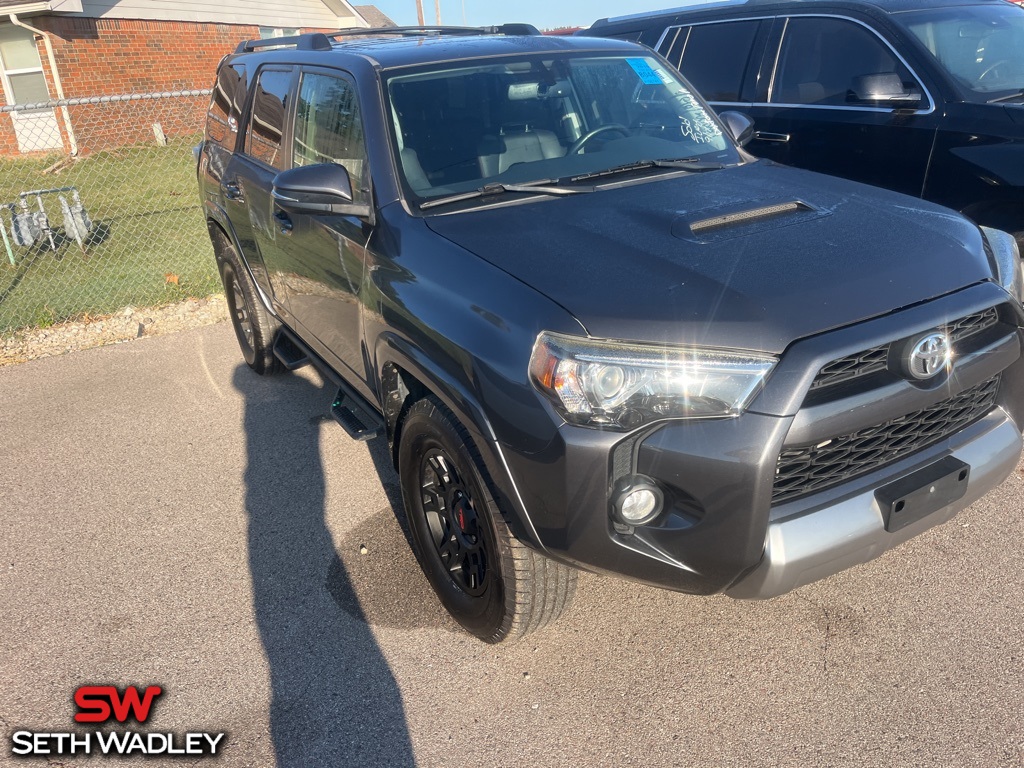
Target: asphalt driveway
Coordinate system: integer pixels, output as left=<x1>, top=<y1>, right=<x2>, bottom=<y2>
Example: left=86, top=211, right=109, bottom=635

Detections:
left=1, top=322, right=1022, bottom=767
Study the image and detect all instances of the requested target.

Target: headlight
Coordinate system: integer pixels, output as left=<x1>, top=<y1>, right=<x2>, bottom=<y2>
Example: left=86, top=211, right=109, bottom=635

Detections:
left=529, top=331, right=776, bottom=430
left=981, top=226, right=1023, bottom=304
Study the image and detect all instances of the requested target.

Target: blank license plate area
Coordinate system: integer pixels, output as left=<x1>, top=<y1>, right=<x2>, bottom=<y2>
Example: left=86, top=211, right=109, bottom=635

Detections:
left=875, top=456, right=970, bottom=533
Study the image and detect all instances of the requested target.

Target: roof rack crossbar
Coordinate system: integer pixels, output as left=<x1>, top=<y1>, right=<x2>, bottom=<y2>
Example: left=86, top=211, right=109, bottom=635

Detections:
left=325, top=24, right=541, bottom=39
left=234, top=24, right=540, bottom=54
left=235, top=33, right=332, bottom=54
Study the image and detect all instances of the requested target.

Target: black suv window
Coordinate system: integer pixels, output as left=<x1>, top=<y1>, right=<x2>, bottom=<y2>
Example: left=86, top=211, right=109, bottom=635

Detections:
left=245, top=68, right=292, bottom=169
left=293, top=71, right=367, bottom=202
left=206, top=62, right=247, bottom=148
left=662, top=21, right=760, bottom=102
left=772, top=17, right=917, bottom=106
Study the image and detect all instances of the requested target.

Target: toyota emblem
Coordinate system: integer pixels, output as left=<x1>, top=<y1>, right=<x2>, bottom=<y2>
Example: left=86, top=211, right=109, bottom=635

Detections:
left=906, top=332, right=951, bottom=380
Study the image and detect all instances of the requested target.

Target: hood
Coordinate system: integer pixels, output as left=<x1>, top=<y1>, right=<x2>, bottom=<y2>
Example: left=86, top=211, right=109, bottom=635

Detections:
left=425, top=161, right=994, bottom=354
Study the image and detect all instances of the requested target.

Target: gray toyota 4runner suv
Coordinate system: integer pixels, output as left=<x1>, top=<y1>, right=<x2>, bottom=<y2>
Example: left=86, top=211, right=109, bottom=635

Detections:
left=198, top=26, right=1024, bottom=642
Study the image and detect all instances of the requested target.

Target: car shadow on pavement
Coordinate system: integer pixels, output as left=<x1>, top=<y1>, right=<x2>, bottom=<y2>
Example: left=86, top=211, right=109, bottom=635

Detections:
left=233, top=365, right=416, bottom=767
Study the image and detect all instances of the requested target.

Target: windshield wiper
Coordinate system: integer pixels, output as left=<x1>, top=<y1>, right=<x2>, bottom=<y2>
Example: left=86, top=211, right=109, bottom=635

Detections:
left=569, top=158, right=729, bottom=183
left=988, top=89, right=1024, bottom=104
left=420, top=179, right=593, bottom=210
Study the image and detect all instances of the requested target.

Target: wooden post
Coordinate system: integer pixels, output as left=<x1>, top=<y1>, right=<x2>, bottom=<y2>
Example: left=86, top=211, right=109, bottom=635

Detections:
left=415, top=0, right=425, bottom=25
left=435, top=0, right=442, bottom=25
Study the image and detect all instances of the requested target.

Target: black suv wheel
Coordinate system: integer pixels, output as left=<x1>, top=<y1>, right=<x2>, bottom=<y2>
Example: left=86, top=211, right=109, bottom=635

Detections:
left=398, top=397, right=576, bottom=642
left=212, top=230, right=282, bottom=376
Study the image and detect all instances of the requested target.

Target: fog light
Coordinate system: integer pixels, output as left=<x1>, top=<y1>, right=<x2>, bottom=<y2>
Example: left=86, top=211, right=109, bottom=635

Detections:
left=613, top=477, right=664, bottom=526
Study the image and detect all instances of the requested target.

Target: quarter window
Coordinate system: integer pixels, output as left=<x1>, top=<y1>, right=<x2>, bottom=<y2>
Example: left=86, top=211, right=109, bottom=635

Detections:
left=772, top=17, right=917, bottom=106
left=662, top=21, right=760, bottom=102
left=292, top=72, right=367, bottom=203
left=245, top=68, right=292, bottom=169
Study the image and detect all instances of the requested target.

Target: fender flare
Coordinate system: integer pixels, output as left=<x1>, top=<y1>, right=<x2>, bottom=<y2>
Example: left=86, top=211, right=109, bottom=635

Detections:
left=204, top=200, right=278, bottom=317
left=375, top=331, right=546, bottom=551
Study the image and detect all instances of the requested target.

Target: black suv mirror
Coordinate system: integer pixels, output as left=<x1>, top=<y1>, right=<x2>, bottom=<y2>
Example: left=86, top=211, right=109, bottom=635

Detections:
left=848, top=73, right=922, bottom=107
left=272, top=163, right=373, bottom=220
left=718, top=111, right=755, bottom=147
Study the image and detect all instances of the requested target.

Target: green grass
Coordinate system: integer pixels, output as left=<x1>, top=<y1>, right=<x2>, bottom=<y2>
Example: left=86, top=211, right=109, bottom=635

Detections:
left=0, top=139, right=219, bottom=334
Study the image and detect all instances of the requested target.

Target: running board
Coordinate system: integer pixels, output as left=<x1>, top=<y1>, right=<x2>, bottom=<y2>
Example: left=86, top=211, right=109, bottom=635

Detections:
left=331, top=390, right=385, bottom=441
left=272, top=332, right=311, bottom=370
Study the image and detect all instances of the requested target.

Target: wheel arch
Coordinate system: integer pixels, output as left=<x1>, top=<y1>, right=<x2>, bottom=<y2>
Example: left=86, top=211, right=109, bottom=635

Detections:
left=204, top=202, right=278, bottom=317
left=375, top=333, right=545, bottom=551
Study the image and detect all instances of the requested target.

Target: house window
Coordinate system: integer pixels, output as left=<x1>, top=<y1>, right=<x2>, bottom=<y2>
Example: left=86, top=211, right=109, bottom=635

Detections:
left=259, top=27, right=301, bottom=39
left=0, top=24, right=50, bottom=107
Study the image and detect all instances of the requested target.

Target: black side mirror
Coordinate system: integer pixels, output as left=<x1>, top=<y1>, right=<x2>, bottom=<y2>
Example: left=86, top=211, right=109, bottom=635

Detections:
left=848, top=73, right=921, bottom=106
left=718, top=111, right=755, bottom=148
left=272, top=163, right=373, bottom=221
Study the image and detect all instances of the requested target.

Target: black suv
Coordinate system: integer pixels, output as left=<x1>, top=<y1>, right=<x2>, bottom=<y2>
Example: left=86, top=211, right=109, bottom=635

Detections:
left=587, top=0, right=1024, bottom=244
left=198, top=26, right=1024, bottom=642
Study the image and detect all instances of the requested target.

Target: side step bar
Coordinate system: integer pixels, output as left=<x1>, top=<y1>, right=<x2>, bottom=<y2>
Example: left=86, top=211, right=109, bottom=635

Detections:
left=273, top=327, right=386, bottom=442
left=272, top=332, right=311, bottom=370
left=331, top=390, right=385, bottom=442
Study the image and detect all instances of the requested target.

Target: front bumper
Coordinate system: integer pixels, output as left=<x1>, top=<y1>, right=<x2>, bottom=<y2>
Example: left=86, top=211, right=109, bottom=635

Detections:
left=500, top=283, right=1024, bottom=598
left=726, top=408, right=1021, bottom=598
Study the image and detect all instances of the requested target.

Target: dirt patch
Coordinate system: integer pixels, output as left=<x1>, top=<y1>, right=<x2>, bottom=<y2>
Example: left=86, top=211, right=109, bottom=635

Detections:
left=0, top=294, right=229, bottom=366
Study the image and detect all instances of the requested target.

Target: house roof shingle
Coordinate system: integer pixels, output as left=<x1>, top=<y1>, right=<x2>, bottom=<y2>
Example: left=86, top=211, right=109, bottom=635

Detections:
left=354, top=4, right=396, bottom=28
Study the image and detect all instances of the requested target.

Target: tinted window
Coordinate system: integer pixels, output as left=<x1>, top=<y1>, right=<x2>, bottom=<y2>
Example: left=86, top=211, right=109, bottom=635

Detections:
left=773, top=17, right=916, bottom=106
left=293, top=72, right=367, bottom=202
left=665, top=21, right=760, bottom=102
left=900, top=5, right=1024, bottom=100
left=245, top=68, right=292, bottom=169
left=206, top=63, right=247, bottom=148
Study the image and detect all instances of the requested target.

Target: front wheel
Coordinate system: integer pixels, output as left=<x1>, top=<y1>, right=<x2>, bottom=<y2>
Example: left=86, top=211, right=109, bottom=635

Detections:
left=398, top=397, right=576, bottom=642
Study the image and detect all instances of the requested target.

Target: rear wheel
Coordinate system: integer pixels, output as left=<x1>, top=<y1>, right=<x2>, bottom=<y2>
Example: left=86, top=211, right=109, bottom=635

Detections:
left=212, top=229, right=282, bottom=376
left=398, top=397, right=576, bottom=642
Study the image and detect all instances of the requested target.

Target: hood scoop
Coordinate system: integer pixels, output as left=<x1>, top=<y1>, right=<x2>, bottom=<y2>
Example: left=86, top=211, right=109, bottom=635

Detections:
left=673, top=198, right=829, bottom=244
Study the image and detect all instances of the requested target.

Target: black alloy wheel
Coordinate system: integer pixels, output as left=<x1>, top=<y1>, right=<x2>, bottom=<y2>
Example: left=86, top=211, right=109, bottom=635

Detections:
left=398, top=396, right=577, bottom=642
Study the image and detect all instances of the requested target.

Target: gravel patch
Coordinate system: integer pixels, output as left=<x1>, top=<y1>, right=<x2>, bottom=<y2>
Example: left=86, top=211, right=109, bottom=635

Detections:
left=0, top=294, right=229, bottom=366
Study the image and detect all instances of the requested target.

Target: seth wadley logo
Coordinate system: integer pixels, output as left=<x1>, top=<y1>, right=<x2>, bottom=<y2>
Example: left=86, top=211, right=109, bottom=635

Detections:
left=10, top=685, right=226, bottom=758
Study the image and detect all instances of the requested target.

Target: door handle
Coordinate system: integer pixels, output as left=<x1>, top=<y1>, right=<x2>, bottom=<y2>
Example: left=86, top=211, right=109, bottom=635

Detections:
left=273, top=209, right=293, bottom=236
left=223, top=181, right=244, bottom=203
left=753, top=131, right=791, bottom=143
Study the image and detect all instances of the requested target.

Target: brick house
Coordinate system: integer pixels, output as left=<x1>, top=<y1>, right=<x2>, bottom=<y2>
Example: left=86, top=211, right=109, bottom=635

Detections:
left=0, top=0, right=376, bottom=155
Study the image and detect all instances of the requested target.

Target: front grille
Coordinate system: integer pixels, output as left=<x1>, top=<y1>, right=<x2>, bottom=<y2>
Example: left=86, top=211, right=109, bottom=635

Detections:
left=808, top=307, right=1002, bottom=393
left=809, top=344, right=888, bottom=391
left=948, top=306, right=999, bottom=344
left=774, top=376, right=999, bottom=504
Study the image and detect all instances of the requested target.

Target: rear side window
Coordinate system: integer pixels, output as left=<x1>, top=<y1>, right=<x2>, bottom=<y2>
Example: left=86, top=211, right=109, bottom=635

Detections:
left=244, top=68, right=292, bottom=169
left=662, top=21, right=760, bottom=101
left=293, top=72, right=368, bottom=203
left=206, top=62, right=247, bottom=148
left=772, top=17, right=916, bottom=106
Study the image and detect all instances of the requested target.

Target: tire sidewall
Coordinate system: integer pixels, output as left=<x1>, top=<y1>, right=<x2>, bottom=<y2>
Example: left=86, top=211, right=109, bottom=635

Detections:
left=399, top=402, right=510, bottom=639
left=218, top=258, right=258, bottom=367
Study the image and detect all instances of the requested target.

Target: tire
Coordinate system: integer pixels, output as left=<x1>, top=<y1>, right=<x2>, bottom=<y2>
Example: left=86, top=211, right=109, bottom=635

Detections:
left=398, top=397, right=576, bottom=642
left=211, top=229, right=282, bottom=376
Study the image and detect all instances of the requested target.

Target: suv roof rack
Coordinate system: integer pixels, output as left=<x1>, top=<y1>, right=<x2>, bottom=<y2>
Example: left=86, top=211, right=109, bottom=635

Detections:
left=235, top=24, right=541, bottom=54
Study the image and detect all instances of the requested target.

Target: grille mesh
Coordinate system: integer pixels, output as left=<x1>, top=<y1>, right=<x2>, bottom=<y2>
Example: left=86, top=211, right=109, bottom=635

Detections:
left=809, top=307, right=1001, bottom=392
left=774, top=377, right=999, bottom=504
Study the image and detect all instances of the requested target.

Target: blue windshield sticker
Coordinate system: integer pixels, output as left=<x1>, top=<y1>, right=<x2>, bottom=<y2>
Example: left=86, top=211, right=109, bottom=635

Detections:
left=626, top=58, right=664, bottom=86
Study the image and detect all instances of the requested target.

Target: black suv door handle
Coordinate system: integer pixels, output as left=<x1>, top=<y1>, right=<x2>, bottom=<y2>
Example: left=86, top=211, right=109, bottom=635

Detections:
left=754, top=131, right=791, bottom=143
left=223, top=181, right=244, bottom=202
left=273, top=209, right=293, bottom=235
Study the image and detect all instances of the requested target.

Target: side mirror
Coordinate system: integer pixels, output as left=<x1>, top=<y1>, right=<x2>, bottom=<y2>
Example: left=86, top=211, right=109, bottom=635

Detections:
left=718, top=111, right=755, bottom=148
left=848, top=73, right=921, bottom=106
left=272, top=163, right=373, bottom=220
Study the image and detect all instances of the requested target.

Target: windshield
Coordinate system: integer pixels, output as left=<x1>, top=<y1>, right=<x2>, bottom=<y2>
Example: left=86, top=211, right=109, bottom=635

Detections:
left=899, top=4, right=1024, bottom=100
left=384, top=53, right=739, bottom=203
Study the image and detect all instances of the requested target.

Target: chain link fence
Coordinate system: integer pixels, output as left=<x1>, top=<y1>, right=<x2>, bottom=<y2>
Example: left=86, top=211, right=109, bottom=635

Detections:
left=0, top=90, right=219, bottom=335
